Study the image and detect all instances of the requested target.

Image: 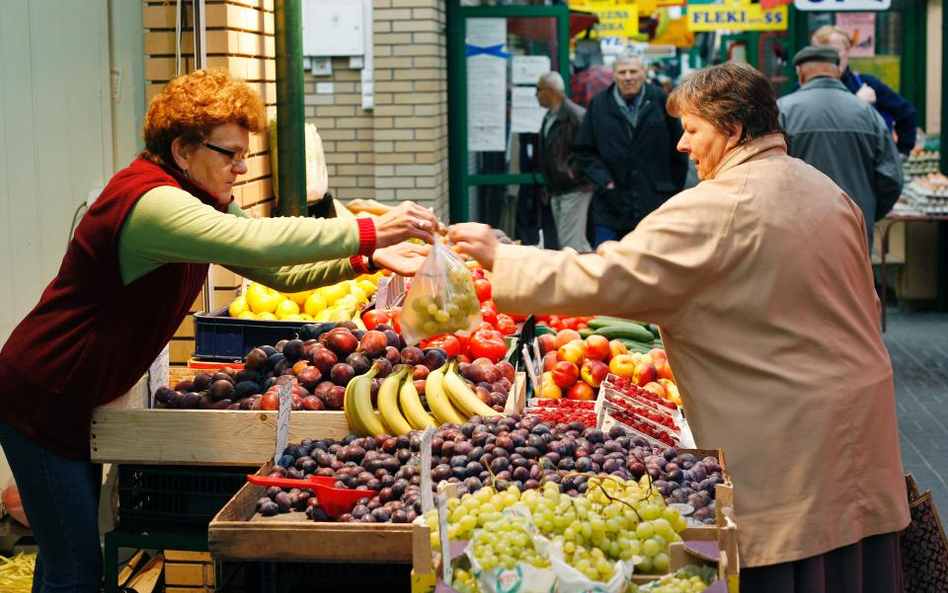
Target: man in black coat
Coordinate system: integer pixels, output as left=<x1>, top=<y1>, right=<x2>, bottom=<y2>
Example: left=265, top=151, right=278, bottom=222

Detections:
left=574, top=50, right=688, bottom=246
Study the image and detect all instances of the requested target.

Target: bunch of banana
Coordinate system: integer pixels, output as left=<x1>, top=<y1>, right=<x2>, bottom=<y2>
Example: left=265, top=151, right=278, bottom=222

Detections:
left=343, top=363, right=384, bottom=437
left=377, top=367, right=437, bottom=435
left=424, top=364, right=468, bottom=426
left=444, top=361, right=502, bottom=419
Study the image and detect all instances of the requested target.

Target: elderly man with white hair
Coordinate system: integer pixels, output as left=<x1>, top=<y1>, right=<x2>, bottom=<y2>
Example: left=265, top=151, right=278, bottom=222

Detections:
left=573, top=49, right=687, bottom=246
left=535, top=70, right=591, bottom=252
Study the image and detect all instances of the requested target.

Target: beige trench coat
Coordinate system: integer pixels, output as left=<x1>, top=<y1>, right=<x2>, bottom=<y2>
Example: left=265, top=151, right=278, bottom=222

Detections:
left=491, top=134, right=910, bottom=567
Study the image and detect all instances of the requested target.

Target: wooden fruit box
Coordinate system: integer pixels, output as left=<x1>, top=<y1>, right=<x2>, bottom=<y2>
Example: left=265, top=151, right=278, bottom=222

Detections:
left=90, top=372, right=526, bottom=466
left=208, top=463, right=414, bottom=563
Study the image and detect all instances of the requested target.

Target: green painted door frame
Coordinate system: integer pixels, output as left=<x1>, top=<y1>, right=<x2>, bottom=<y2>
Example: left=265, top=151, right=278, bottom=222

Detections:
left=447, top=2, right=571, bottom=223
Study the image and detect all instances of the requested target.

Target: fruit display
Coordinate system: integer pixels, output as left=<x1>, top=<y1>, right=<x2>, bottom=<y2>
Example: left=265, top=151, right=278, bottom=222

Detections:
left=251, top=416, right=724, bottom=530
left=227, top=276, right=382, bottom=322
left=426, top=476, right=687, bottom=587
left=600, top=375, right=684, bottom=447
left=524, top=399, right=598, bottom=428
left=537, top=325, right=679, bottom=407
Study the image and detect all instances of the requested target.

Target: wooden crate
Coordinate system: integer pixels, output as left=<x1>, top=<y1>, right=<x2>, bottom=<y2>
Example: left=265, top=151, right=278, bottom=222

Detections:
left=209, top=464, right=414, bottom=562
left=91, top=373, right=525, bottom=466
left=164, top=550, right=215, bottom=593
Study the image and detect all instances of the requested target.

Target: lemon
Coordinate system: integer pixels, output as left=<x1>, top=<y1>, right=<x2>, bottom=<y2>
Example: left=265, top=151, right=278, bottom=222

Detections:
left=299, top=313, right=314, bottom=321
left=303, top=292, right=328, bottom=316
left=314, top=309, right=332, bottom=322
left=228, top=296, right=249, bottom=317
left=275, top=299, right=301, bottom=319
left=282, top=313, right=303, bottom=321
left=238, top=310, right=256, bottom=319
left=247, top=290, right=279, bottom=314
left=256, top=311, right=277, bottom=320
left=349, top=286, right=368, bottom=303
left=282, top=290, right=311, bottom=306
left=356, top=279, right=377, bottom=296
left=316, top=282, right=347, bottom=305
left=247, top=282, right=268, bottom=295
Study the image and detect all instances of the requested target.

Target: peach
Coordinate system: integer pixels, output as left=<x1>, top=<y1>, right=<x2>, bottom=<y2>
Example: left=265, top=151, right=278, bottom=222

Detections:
left=642, top=381, right=666, bottom=399
left=537, top=333, right=557, bottom=356
left=554, top=329, right=582, bottom=349
left=584, top=335, right=611, bottom=361
left=551, top=361, right=580, bottom=389
left=581, top=359, right=609, bottom=388
left=608, top=354, right=637, bottom=379
left=608, top=339, right=628, bottom=359
left=557, top=340, right=586, bottom=365
left=567, top=381, right=596, bottom=401
left=633, top=362, right=659, bottom=387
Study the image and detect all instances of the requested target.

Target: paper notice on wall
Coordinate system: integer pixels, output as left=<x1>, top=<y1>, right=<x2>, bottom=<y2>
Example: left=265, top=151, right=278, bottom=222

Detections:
left=836, top=12, right=875, bottom=57
left=512, top=55, right=551, bottom=85
left=466, top=18, right=508, bottom=153
left=510, top=86, right=546, bottom=134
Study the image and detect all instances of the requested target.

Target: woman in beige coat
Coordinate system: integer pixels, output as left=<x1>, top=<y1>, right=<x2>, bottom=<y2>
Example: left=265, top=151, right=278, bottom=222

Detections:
left=450, top=62, right=909, bottom=592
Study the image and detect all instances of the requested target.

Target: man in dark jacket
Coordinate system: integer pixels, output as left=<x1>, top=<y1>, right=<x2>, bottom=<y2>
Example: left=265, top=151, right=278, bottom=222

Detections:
left=812, top=25, right=917, bottom=156
left=536, top=71, right=591, bottom=251
left=574, top=50, right=688, bottom=246
left=778, top=45, right=903, bottom=249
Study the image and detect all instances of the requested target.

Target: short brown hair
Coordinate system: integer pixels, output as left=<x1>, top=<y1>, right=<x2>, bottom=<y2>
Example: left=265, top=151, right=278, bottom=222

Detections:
left=811, top=25, right=851, bottom=48
left=667, top=61, right=782, bottom=143
left=142, top=69, right=266, bottom=166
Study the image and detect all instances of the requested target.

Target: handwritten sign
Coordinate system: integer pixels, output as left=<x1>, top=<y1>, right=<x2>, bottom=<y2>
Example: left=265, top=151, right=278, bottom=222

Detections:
left=274, top=381, right=292, bottom=464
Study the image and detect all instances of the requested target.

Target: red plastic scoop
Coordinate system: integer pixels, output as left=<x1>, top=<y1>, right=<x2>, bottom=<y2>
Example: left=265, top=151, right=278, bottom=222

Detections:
left=246, top=474, right=368, bottom=518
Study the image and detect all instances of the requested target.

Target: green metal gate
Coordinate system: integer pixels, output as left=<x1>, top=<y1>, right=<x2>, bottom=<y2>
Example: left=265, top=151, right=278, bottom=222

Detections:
left=447, top=3, right=571, bottom=226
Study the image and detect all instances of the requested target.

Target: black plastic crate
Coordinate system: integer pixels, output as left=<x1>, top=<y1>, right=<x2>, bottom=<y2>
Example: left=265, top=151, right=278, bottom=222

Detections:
left=193, top=306, right=318, bottom=361
left=256, top=561, right=411, bottom=593
left=117, top=465, right=256, bottom=533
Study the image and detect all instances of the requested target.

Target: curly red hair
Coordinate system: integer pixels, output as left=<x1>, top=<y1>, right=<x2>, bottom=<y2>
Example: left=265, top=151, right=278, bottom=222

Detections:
left=142, top=69, right=265, bottom=166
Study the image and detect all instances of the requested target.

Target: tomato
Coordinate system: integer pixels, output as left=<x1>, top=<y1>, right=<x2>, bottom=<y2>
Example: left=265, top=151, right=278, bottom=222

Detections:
left=473, top=278, right=492, bottom=303
left=361, top=309, right=390, bottom=331
left=479, top=305, right=498, bottom=327
left=547, top=315, right=562, bottom=331
left=470, top=268, right=486, bottom=280
left=468, top=328, right=507, bottom=363
left=559, top=317, right=579, bottom=331
left=506, top=313, right=529, bottom=322
left=495, top=313, right=517, bottom=335
left=421, top=334, right=461, bottom=358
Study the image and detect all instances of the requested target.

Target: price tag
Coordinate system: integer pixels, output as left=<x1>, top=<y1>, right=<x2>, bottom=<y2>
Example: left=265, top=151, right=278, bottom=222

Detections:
left=420, top=426, right=436, bottom=513
left=522, top=345, right=539, bottom=394
left=274, top=381, right=293, bottom=464
left=436, top=490, right=453, bottom=584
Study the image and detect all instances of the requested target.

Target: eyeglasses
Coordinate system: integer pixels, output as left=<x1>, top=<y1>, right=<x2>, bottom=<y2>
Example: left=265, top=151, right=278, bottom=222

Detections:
left=203, top=142, right=251, bottom=165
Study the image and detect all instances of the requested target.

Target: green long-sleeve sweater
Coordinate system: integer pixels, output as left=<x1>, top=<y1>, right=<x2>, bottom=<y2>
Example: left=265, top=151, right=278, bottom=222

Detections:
left=119, top=186, right=362, bottom=291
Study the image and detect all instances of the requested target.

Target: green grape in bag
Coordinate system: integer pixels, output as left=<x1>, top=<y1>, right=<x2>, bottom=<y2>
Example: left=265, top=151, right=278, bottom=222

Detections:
left=400, top=241, right=482, bottom=345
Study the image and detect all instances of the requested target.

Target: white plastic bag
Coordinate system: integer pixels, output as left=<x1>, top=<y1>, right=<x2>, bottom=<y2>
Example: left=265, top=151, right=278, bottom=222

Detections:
left=269, top=120, right=329, bottom=203
left=399, top=241, right=481, bottom=345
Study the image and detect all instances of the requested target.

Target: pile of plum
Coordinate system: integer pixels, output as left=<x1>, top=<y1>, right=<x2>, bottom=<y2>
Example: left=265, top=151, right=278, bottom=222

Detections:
left=256, top=415, right=725, bottom=524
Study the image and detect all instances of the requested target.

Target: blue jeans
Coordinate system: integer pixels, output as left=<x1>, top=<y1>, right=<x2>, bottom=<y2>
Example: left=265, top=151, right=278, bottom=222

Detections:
left=593, top=224, right=626, bottom=247
left=0, top=418, right=102, bottom=593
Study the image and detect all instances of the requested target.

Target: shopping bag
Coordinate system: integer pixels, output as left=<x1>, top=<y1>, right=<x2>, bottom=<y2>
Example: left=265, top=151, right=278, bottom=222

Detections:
left=900, top=473, right=948, bottom=592
left=399, top=241, right=481, bottom=345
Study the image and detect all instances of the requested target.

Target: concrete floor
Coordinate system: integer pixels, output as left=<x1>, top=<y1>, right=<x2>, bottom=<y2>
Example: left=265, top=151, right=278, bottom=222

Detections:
left=885, top=307, right=948, bottom=513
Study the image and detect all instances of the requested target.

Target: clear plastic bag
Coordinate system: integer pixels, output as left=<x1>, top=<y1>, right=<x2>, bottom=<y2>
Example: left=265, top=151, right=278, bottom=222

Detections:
left=400, top=241, right=481, bottom=345
left=2, top=479, right=29, bottom=528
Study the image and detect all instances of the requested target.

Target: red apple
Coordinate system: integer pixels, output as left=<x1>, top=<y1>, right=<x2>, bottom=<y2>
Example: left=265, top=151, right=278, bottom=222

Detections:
left=633, top=362, right=659, bottom=387
left=539, top=372, right=562, bottom=399
left=567, top=381, right=595, bottom=401
left=554, top=329, right=582, bottom=349
left=551, top=361, right=579, bottom=389
left=608, top=339, right=628, bottom=360
left=655, top=359, right=675, bottom=381
left=537, top=334, right=557, bottom=356
left=557, top=339, right=586, bottom=365
left=542, top=350, right=558, bottom=373
left=584, top=335, right=611, bottom=361
left=581, top=359, right=609, bottom=388
left=608, top=354, right=637, bottom=379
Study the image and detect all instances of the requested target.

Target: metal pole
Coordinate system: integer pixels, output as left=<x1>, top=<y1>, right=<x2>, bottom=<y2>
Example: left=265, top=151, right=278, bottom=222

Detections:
left=942, top=0, right=948, bottom=174
left=275, top=0, right=307, bottom=217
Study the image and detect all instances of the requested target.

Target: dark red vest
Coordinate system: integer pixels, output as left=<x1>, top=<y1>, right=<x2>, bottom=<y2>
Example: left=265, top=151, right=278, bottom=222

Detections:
left=0, top=157, right=228, bottom=459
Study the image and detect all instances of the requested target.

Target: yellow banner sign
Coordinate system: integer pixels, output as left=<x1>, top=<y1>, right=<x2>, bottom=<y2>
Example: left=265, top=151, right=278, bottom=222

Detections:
left=687, top=4, right=788, bottom=31
left=573, top=4, right=641, bottom=37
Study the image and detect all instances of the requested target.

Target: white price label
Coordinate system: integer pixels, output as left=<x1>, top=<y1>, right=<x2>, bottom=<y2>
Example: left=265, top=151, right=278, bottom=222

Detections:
left=420, top=427, right=436, bottom=513
left=436, top=490, right=453, bottom=584
left=522, top=344, right=539, bottom=395
left=274, top=381, right=293, bottom=464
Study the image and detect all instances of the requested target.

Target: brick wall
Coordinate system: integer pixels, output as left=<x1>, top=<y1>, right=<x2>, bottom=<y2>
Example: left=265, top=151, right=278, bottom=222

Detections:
left=305, top=0, right=450, bottom=220
left=143, top=0, right=277, bottom=365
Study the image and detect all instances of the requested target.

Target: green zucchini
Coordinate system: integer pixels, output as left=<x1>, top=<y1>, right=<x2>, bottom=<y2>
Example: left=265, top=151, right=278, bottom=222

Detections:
left=647, top=324, right=662, bottom=339
left=588, top=316, right=649, bottom=330
left=593, top=323, right=656, bottom=343
left=619, top=339, right=653, bottom=353
left=578, top=327, right=595, bottom=339
left=535, top=324, right=557, bottom=336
